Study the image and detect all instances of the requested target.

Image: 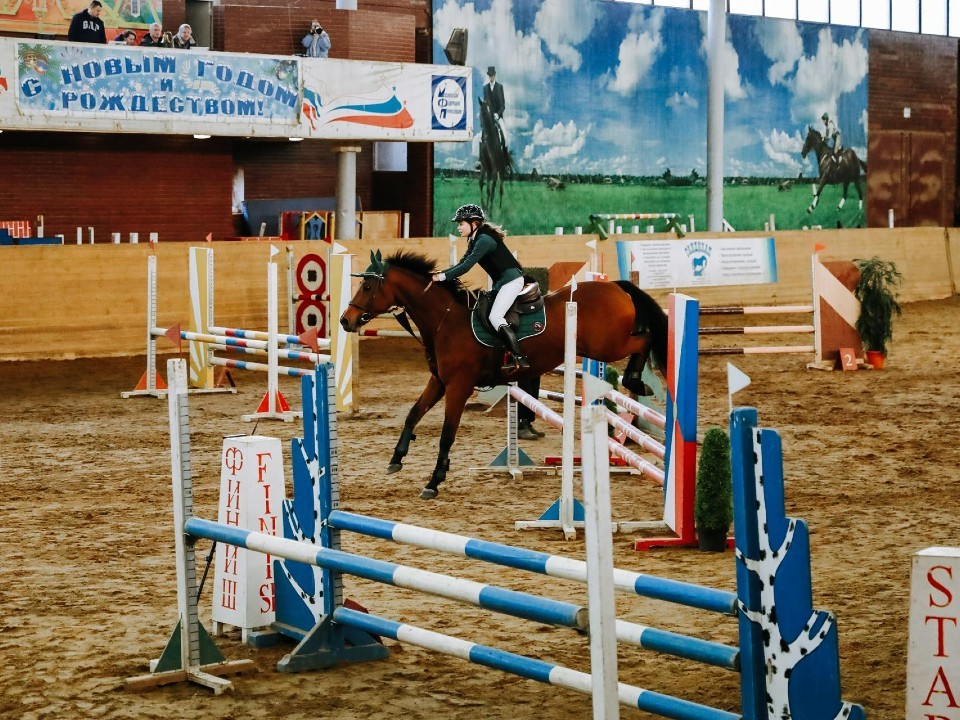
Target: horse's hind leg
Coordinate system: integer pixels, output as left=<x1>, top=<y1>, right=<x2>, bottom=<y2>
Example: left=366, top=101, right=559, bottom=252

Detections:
left=622, top=348, right=652, bottom=396
left=388, top=374, right=445, bottom=474
left=420, top=380, right=473, bottom=500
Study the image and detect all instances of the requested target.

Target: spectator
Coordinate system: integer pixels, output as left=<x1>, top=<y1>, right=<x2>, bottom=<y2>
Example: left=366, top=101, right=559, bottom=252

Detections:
left=140, top=23, right=172, bottom=48
left=302, top=19, right=331, bottom=58
left=172, top=24, right=197, bottom=49
left=67, top=0, right=106, bottom=44
left=113, top=29, right=137, bottom=45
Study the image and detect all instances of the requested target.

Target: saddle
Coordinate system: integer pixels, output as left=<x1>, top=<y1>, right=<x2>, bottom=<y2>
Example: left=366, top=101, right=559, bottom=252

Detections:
left=471, top=278, right=547, bottom=347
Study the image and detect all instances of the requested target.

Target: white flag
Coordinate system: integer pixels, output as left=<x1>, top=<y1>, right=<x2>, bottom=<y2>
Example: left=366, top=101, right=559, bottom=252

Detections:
left=585, top=238, right=597, bottom=251
left=727, top=363, right=751, bottom=396
left=332, top=241, right=349, bottom=254
left=269, top=244, right=281, bottom=259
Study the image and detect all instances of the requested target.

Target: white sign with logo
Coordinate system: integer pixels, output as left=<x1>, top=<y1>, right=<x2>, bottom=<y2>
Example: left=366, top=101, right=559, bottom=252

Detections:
left=212, top=435, right=284, bottom=637
left=617, top=237, right=778, bottom=289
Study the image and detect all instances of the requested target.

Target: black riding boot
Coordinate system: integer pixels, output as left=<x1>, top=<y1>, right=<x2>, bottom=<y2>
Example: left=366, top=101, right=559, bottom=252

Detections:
left=498, top=324, right=530, bottom=370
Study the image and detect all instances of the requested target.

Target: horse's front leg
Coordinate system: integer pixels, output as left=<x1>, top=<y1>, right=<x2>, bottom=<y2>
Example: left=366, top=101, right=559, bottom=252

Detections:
left=837, top=182, right=849, bottom=210
left=388, top=374, right=445, bottom=474
left=807, top=181, right=823, bottom=213
left=420, top=381, right=474, bottom=500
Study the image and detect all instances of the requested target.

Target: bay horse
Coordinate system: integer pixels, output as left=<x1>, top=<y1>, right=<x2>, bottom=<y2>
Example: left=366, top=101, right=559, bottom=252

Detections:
left=801, top=126, right=867, bottom=214
left=339, top=250, right=668, bottom=500
left=478, top=98, right=514, bottom=210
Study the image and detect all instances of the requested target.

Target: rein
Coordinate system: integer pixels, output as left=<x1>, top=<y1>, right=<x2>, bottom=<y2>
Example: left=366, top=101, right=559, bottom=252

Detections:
left=350, top=270, right=461, bottom=344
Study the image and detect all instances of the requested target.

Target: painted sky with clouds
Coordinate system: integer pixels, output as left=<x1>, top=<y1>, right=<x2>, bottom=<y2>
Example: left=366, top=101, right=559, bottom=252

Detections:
left=433, top=0, right=867, bottom=179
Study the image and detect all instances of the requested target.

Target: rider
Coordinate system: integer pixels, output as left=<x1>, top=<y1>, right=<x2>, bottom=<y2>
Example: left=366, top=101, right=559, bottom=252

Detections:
left=822, top=112, right=842, bottom=162
left=431, top=204, right=530, bottom=371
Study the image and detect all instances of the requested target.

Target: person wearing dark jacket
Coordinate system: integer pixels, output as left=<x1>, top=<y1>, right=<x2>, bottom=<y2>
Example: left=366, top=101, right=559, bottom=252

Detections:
left=140, top=23, right=172, bottom=48
left=68, top=0, right=107, bottom=43
left=432, top=204, right=529, bottom=371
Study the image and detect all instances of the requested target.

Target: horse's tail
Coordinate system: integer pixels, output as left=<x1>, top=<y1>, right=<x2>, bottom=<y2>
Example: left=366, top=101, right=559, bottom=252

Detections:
left=614, top=281, right=668, bottom=371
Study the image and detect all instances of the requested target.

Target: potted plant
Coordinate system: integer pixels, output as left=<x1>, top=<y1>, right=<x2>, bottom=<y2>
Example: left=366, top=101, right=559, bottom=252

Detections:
left=694, top=427, right=733, bottom=552
left=853, top=257, right=903, bottom=369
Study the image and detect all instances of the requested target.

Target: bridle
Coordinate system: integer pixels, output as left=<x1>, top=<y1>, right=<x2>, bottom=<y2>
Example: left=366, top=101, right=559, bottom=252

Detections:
left=347, top=271, right=387, bottom=325
left=347, top=268, right=464, bottom=342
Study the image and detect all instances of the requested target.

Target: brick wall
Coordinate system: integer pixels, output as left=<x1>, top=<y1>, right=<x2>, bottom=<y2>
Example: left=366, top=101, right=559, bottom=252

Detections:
left=0, top=132, right=235, bottom=242
left=867, top=30, right=958, bottom=226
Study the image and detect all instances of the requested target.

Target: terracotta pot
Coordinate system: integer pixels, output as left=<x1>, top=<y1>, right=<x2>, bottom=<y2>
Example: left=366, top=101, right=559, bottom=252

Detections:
left=865, top=350, right=885, bottom=369
left=696, top=527, right=728, bottom=552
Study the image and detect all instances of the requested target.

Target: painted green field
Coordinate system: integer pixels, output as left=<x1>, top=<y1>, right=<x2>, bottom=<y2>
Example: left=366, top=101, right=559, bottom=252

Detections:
left=432, top=176, right=866, bottom=236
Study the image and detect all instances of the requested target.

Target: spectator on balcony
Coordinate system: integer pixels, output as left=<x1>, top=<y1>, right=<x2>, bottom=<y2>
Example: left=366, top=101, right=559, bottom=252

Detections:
left=172, top=24, right=197, bottom=49
left=302, top=19, right=331, bottom=58
left=140, top=23, right=172, bottom=48
left=68, top=0, right=106, bottom=44
left=113, top=29, right=137, bottom=45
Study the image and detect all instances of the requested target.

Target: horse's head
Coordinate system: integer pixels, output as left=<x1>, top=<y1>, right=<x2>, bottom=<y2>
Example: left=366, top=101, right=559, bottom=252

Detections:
left=340, top=250, right=456, bottom=332
left=340, top=250, right=396, bottom=332
left=801, top=126, right=823, bottom=160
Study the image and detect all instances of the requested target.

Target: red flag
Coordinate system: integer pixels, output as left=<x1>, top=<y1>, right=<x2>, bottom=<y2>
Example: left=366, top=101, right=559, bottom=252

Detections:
left=205, top=232, right=213, bottom=242
left=813, top=242, right=826, bottom=253
left=163, top=323, right=182, bottom=354
left=298, top=327, right=320, bottom=352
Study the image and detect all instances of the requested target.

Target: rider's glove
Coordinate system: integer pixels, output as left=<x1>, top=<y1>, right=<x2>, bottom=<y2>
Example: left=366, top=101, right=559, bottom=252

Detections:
left=432, top=273, right=446, bottom=282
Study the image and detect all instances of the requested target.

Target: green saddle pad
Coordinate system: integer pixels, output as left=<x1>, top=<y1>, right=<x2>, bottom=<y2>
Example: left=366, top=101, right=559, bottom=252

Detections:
left=471, top=306, right=547, bottom=347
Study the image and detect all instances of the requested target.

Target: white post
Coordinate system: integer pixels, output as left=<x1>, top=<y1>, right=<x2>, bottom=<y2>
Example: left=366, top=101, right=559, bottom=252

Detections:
left=402, top=213, right=410, bottom=239
left=150, top=232, right=159, bottom=243
left=449, top=235, right=458, bottom=267
left=607, top=220, right=615, bottom=237
left=631, top=225, right=640, bottom=234
left=615, top=225, right=622, bottom=234
left=555, top=226, right=563, bottom=235
left=76, top=227, right=82, bottom=244
left=688, top=214, right=696, bottom=233
left=559, top=302, right=578, bottom=540
left=266, top=262, right=279, bottom=414
left=646, top=225, right=654, bottom=234
left=130, top=232, right=139, bottom=244
left=581, top=375, right=619, bottom=719
left=888, top=208, right=895, bottom=228
left=287, top=248, right=297, bottom=336
left=768, top=213, right=776, bottom=232
left=37, top=216, right=44, bottom=237
left=574, top=226, right=583, bottom=235
left=112, top=232, right=121, bottom=244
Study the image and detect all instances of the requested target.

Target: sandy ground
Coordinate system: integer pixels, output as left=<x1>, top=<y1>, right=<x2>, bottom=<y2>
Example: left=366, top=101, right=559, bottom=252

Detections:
left=3, top=296, right=960, bottom=720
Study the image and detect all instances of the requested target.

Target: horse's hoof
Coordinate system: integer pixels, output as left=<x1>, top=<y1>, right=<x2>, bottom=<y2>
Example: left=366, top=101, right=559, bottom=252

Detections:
left=419, top=487, right=438, bottom=500
left=387, top=463, right=403, bottom=474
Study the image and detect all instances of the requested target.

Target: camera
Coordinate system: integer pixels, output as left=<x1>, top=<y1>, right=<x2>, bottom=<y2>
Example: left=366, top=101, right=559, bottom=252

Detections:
left=312, top=25, right=322, bottom=34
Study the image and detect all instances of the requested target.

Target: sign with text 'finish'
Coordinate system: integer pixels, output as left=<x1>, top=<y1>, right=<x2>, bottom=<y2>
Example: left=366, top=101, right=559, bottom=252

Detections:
left=213, top=436, right=284, bottom=631
left=907, top=547, right=960, bottom=719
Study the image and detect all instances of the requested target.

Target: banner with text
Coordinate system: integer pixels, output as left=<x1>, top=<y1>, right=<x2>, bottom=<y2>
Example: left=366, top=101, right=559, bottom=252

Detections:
left=16, top=42, right=299, bottom=122
left=617, top=237, right=778, bottom=289
left=0, top=38, right=473, bottom=141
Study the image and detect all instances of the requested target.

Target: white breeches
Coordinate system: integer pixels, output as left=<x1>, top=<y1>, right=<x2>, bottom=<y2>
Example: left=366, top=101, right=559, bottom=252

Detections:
left=490, top=276, right=524, bottom=329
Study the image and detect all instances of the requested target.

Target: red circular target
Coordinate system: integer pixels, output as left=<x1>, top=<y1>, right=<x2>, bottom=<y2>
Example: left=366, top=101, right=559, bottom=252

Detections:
left=296, top=254, right=326, bottom=298
left=296, top=300, right=327, bottom=337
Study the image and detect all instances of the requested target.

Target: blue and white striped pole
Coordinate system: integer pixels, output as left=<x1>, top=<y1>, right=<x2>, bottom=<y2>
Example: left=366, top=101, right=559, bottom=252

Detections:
left=333, top=608, right=739, bottom=720
left=184, top=517, right=588, bottom=630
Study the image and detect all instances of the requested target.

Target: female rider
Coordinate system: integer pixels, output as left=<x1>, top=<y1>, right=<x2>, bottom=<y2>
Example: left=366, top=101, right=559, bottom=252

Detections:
left=431, top=204, right=530, bottom=370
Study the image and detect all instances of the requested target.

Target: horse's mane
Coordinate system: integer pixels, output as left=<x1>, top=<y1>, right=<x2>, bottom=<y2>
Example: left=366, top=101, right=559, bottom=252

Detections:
left=384, top=250, right=473, bottom=306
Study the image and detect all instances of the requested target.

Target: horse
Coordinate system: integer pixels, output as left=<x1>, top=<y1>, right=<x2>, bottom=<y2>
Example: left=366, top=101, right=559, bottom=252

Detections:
left=339, top=250, right=668, bottom=500
left=478, top=98, right=514, bottom=210
left=801, top=126, right=867, bottom=214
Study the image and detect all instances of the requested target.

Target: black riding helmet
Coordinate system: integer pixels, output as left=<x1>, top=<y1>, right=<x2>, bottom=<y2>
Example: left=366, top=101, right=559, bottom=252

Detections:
left=452, top=204, right=484, bottom=223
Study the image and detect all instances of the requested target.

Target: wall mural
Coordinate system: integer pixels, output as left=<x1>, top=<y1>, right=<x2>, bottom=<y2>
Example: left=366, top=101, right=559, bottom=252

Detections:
left=0, top=0, right=160, bottom=37
left=431, top=0, right=868, bottom=236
